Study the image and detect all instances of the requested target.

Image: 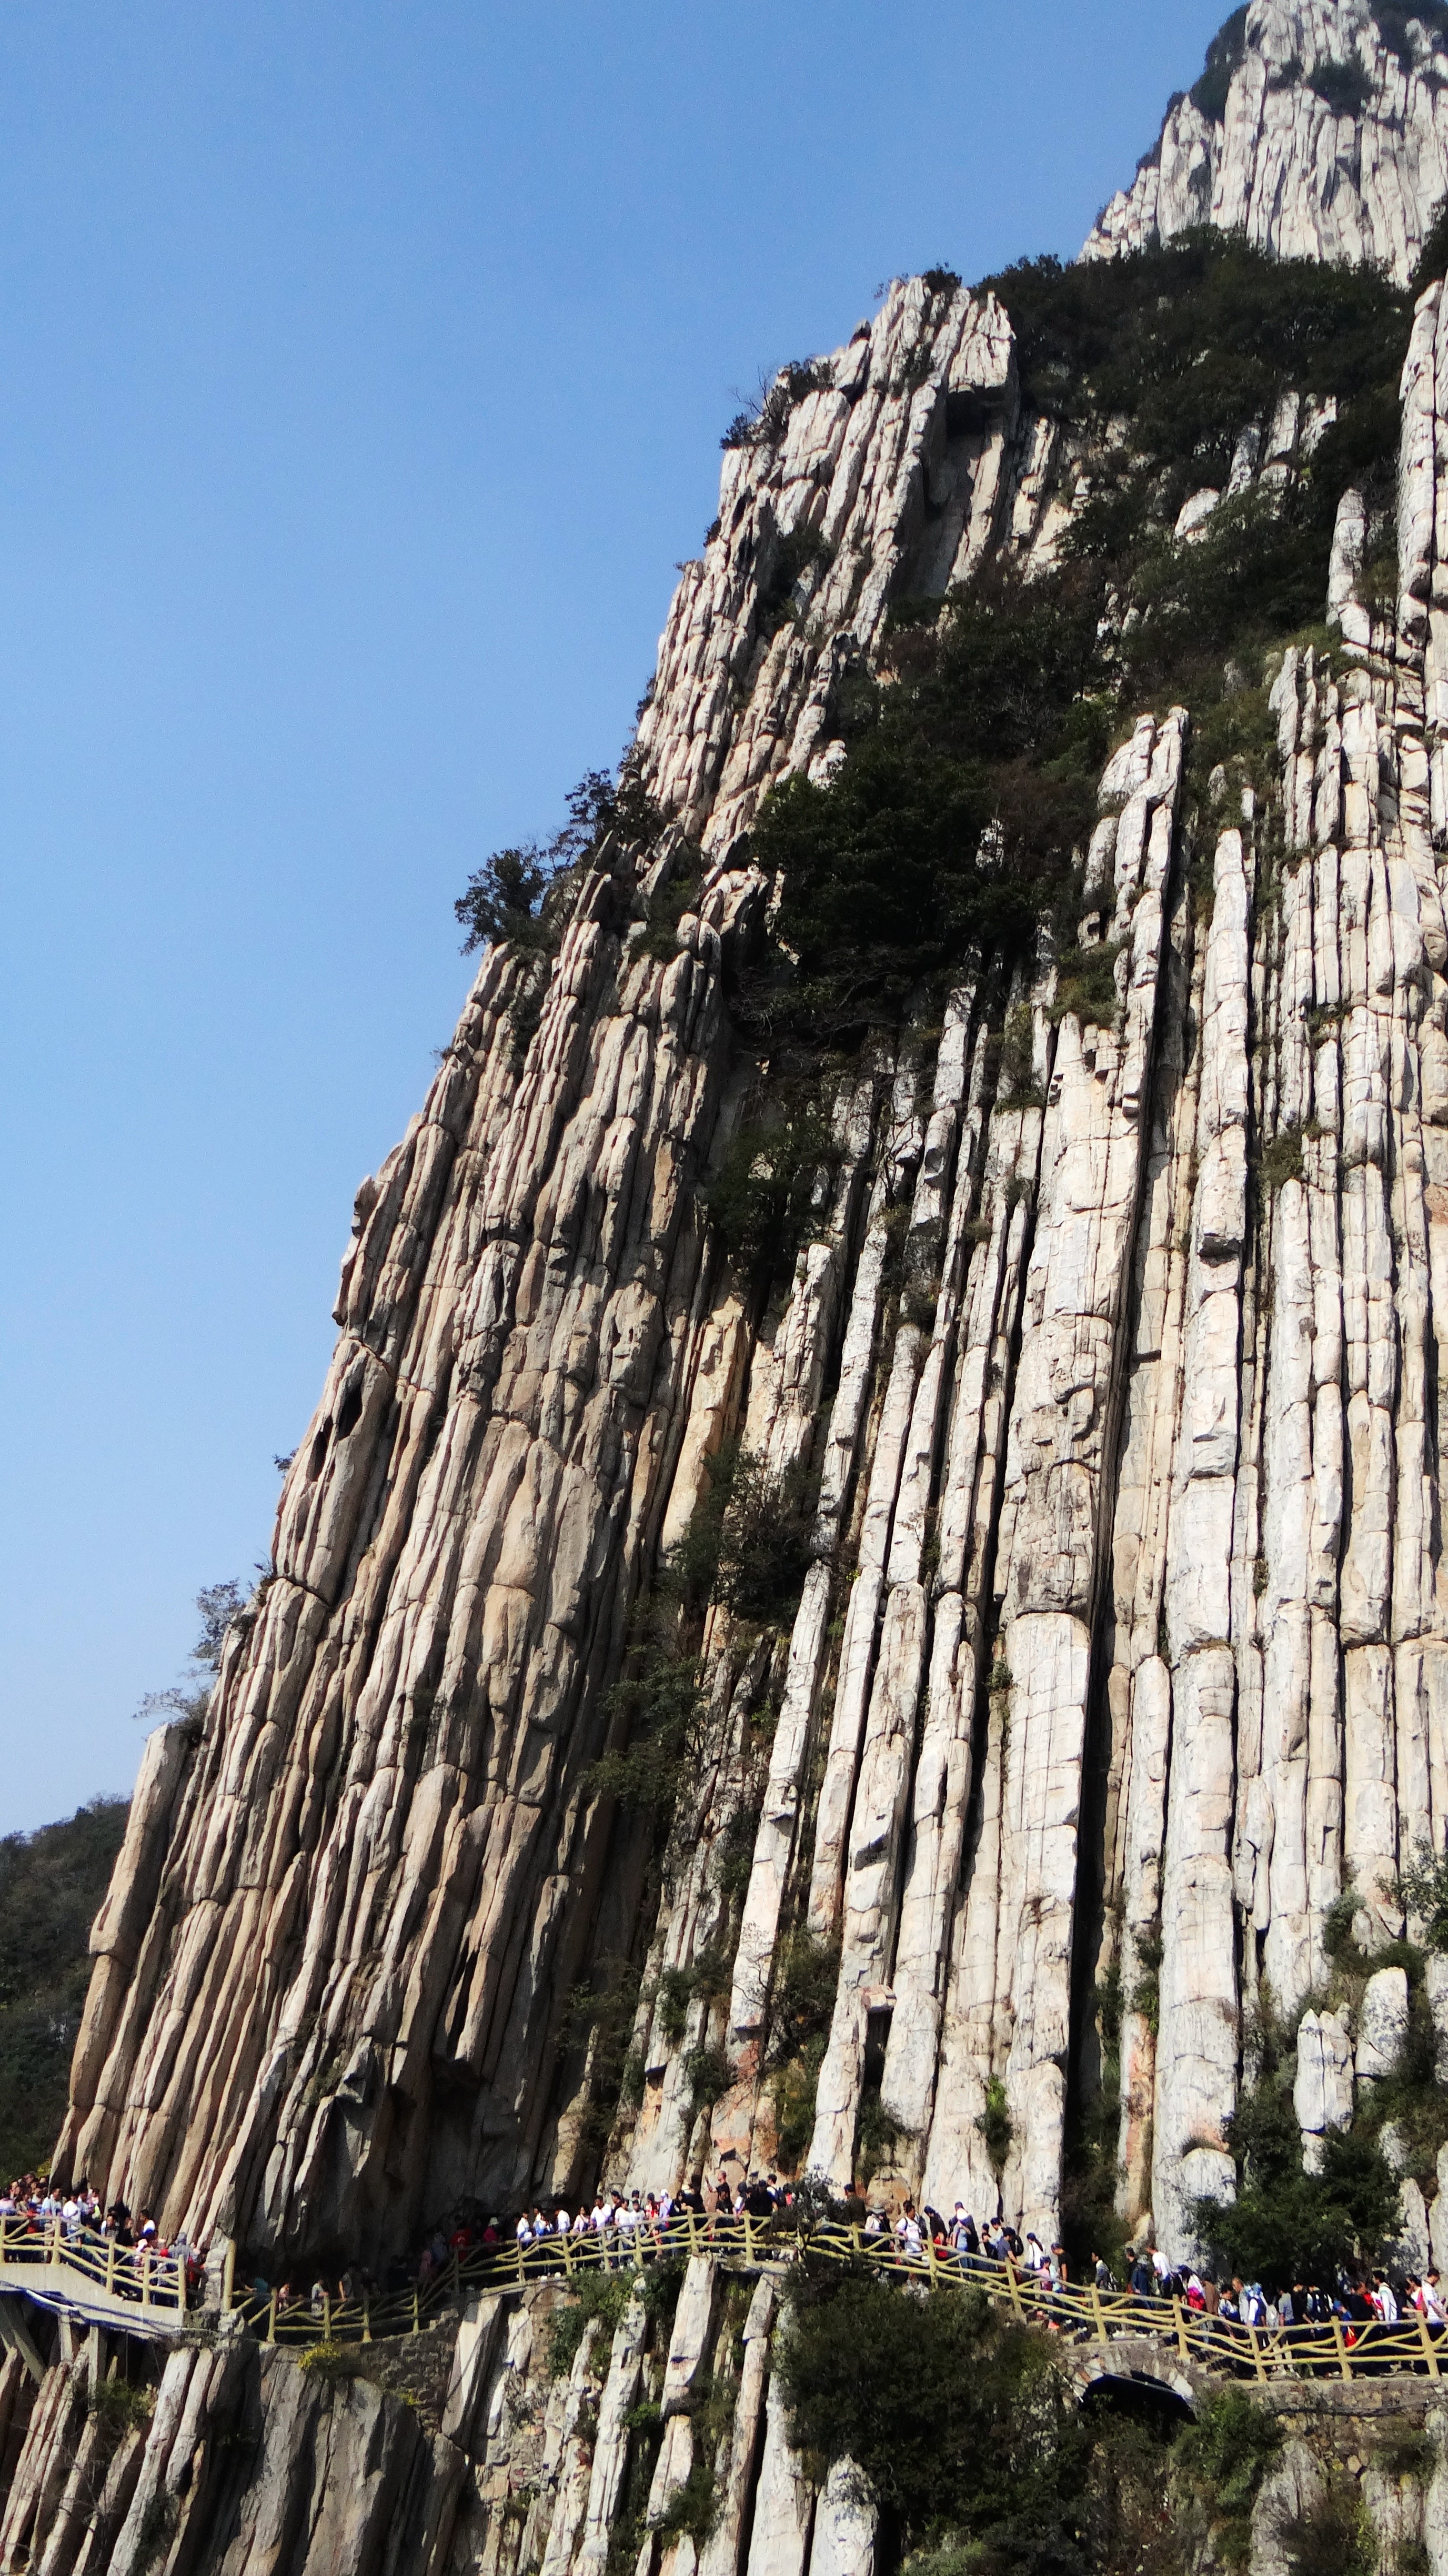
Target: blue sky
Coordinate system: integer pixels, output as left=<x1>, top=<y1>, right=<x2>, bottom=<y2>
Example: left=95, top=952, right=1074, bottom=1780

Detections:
left=0, top=0, right=1228, bottom=1836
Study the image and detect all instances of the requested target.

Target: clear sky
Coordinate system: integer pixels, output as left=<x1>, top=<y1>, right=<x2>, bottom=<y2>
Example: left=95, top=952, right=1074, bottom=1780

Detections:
left=0, top=0, right=1229, bottom=1837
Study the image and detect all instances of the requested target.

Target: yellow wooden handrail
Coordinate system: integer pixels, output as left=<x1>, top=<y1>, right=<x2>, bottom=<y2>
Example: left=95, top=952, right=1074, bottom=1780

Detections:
left=3, top=2208, right=1443, bottom=2385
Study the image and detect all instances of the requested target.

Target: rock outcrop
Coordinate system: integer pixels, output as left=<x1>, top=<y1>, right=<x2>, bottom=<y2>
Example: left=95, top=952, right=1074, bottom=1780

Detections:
left=0, top=2269, right=821, bottom=2576
left=1087, top=2, right=1448, bottom=285
left=53, top=257, right=1138, bottom=2273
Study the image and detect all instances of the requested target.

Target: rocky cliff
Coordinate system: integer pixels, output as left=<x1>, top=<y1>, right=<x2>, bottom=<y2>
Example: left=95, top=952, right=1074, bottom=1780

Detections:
left=1088, top=1, right=1448, bottom=282
left=17, top=11, right=1448, bottom=2567
left=48, top=4, right=1448, bottom=2281
left=3, top=2263, right=1446, bottom=2576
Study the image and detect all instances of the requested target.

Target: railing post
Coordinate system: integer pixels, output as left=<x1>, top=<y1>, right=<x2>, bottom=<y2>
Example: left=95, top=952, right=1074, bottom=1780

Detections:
left=1174, top=2300, right=1188, bottom=2361
left=1252, top=2327, right=1267, bottom=2382
left=1332, top=2319, right=1350, bottom=2381
left=413, top=2285, right=420, bottom=2336
left=223, top=2240, right=236, bottom=2316
left=106, top=2239, right=116, bottom=2301
left=267, top=2291, right=277, bottom=2345
left=363, top=2292, right=372, bottom=2344
left=516, top=2239, right=526, bottom=2288
left=142, top=2250, right=152, bottom=2313
left=562, top=2232, right=575, bottom=2281
left=927, top=2235, right=939, bottom=2287
left=1006, top=2262, right=1024, bottom=2321
left=743, top=2212, right=755, bottom=2269
left=324, top=2291, right=331, bottom=2343
left=1089, top=2282, right=1104, bottom=2347
left=1421, top=2311, right=1442, bottom=2379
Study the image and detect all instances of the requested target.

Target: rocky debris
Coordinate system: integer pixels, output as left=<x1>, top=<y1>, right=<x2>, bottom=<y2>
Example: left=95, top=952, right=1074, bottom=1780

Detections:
left=1085, top=3, right=1448, bottom=285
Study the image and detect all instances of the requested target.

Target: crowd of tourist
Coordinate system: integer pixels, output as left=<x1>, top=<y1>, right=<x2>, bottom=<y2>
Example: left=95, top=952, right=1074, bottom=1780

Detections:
left=6, top=2158, right=1445, bottom=2358
left=0, top=2174, right=203, bottom=2304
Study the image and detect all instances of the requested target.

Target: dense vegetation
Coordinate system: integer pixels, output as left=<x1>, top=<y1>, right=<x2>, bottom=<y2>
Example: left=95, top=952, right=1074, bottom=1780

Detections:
left=0, top=1798, right=127, bottom=2179
left=1191, top=2007, right=1400, bottom=2289
left=1191, top=1866, right=1448, bottom=2288
left=745, top=230, right=1414, bottom=1041
left=776, top=2262, right=1292, bottom=2576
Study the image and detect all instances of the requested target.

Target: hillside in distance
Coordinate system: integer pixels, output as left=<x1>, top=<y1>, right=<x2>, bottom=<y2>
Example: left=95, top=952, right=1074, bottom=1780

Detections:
left=0, top=1799, right=127, bottom=2181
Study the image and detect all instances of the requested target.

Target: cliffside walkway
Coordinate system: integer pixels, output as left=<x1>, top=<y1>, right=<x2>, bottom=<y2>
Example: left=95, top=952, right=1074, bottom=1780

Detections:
left=3, top=2210, right=1444, bottom=2388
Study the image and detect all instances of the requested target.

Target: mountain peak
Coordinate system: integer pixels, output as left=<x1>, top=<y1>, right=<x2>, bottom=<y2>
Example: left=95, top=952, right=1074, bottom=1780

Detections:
left=1085, top=1, right=1448, bottom=280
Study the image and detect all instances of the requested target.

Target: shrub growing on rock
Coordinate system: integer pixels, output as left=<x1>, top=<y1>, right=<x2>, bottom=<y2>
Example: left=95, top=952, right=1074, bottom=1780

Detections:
left=670, top=1443, right=813, bottom=1626
left=1191, top=2010, right=1398, bottom=2287
left=778, top=2267, right=1089, bottom=2565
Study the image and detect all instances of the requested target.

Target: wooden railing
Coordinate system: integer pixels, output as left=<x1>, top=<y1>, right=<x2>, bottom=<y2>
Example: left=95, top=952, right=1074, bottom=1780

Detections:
left=3, top=2210, right=1442, bottom=2384
left=0, top=2215, right=186, bottom=2333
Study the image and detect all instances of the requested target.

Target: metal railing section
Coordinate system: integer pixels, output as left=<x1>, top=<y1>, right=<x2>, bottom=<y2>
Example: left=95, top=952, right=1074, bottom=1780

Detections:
left=2, top=2212, right=1442, bottom=2383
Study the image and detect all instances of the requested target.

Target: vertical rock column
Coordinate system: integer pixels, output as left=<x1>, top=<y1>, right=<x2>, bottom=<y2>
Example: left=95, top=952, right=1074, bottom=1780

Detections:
left=991, top=715, right=1185, bottom=2230
left=806, top=991, right=988, bottom=2179
left=887, top=997, right=1049, bottom=2168
left=1151, top=828, right=1252, bottom=2254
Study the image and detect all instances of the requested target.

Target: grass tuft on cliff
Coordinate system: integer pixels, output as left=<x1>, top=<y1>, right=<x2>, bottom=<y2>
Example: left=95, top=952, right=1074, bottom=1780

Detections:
left=0, top=1797, right=127, bottom=2179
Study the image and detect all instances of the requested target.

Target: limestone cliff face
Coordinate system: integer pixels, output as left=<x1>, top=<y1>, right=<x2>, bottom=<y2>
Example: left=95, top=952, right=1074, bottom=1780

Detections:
left=51, top=269, right=1103, bottom=2270
left=1087, top=2, right=1448, bottom=284
left=41, top=28, right=1448, bottom=2304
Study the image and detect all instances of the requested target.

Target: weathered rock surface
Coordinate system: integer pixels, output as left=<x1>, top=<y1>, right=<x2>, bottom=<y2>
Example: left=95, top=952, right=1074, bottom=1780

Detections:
left=0, top=2270, right=862, bottom=2576
left=1087, top=2, right=1448, bottom=285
